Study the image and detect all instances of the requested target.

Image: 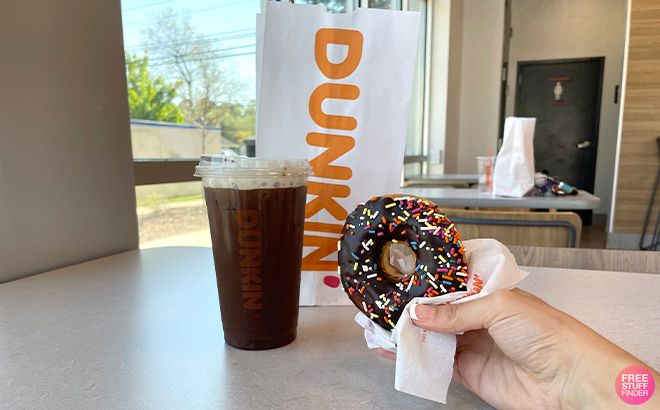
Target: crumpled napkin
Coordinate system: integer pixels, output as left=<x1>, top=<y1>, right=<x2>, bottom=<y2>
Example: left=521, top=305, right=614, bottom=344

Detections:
left=354, top=238, right=528, bottom=403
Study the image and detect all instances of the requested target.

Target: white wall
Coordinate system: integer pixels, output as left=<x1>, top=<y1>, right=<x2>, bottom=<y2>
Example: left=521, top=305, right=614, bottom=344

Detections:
left=506, top=0, right=628, bottom=215
left=131, top=122, right=239, bottom=159
left=434, top=0, right=505, bottom=174
left=0, top=0, right=139, bottom=283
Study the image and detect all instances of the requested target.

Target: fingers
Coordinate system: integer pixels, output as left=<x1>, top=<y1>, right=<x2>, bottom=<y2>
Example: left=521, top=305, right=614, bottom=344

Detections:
left=510, top=287, right=545, bottom=304
left=410, top=290, right=525, bottom=334
left=377, top=348, right=396, bottom=361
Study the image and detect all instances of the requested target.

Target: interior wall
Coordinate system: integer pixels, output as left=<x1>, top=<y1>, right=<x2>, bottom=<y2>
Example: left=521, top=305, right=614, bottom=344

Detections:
left=442, top=0, right=505, bottom=174
left=0, top=0, right=139, bottom=283
left=609, top=0, right=660, bottom=244
left=505, top=0, right=628, bottom=215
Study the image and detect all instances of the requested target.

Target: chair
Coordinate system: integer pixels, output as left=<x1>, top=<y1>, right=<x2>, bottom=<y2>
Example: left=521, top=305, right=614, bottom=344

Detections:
left=508, top=246, right=660, bottom=274
left=447, top=209, right=582, bottom=248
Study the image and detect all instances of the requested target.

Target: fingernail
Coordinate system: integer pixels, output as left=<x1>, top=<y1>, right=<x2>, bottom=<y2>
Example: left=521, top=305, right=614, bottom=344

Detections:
left=410, top=304, right=435, bottom=321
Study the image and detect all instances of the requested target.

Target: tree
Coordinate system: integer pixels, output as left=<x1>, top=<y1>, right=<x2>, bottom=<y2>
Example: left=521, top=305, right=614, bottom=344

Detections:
left=367, top=0, right=395, bottom=9
left=141, top=8, right=248, bottom=153
left=218, top=101, right=256, bottom=145
left=296, top=0, right=347, bottom=13
left=125, top=52, right=183, bottom=123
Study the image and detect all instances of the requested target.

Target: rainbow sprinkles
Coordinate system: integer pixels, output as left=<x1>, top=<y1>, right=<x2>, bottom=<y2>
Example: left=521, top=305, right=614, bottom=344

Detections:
left=337, top=195, right=470, bottom=330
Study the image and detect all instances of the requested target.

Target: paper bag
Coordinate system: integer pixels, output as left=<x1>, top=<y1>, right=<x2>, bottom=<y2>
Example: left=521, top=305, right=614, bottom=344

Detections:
left=256, top=2, right=421, bottom=305
left=492, top=117, right=536, bottom=197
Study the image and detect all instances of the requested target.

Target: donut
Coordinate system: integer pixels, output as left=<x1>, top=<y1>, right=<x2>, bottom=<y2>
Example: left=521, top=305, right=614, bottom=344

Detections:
left=337, top=195, right=469, bottom=330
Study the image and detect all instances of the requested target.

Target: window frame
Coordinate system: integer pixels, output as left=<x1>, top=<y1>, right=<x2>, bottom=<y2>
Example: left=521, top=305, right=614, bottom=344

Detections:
left=132, top=0, right=433, bottom=186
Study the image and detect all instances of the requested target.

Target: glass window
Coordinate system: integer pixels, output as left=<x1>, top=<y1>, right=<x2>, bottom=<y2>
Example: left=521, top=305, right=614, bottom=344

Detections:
left=136, top=181, right=211, bottom=248
left=368, top=0, right=401, bottom=10
left=405, top=0, right=427, bottom=178
left=121, top=0, right=259, bottom=159
left=294, top=0, right=358, bottom=13
left=122, top=0, right=428, bottom=247
left=122, top=0, right=258, bottom=247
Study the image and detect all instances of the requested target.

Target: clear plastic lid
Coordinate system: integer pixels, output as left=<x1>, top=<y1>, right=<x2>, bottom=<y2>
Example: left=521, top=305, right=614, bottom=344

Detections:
left=194, top=154, right=312, bottom=189
left=194, top=154, right=312, bottom=177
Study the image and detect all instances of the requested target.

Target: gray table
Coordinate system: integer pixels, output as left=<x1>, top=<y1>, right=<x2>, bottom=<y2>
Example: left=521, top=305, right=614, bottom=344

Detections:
left=401, top=187, right=601, bottom=210
left=1, top=247, right=658, bottom=410
left=405, top=174, right=479, bottom=185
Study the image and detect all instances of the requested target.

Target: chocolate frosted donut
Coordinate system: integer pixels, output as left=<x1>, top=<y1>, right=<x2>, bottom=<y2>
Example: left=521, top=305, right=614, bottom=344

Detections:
left=338, top=195, right=469, bottom=330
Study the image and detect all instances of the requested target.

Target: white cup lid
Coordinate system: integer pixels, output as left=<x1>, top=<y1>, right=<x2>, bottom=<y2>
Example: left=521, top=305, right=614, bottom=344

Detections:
left=194, top=154, right=312, bottom=177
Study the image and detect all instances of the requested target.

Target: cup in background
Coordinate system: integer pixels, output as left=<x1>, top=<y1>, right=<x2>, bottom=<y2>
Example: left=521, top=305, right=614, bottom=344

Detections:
left=195, top=155, right=312, bottom=350
left=477, top=156, right=497, bottom=196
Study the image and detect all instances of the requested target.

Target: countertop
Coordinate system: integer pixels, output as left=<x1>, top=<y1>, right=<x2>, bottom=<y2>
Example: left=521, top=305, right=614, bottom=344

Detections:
left=401, top=187, right=601, bottom=210
left=0, top=247, right=658, bottom=409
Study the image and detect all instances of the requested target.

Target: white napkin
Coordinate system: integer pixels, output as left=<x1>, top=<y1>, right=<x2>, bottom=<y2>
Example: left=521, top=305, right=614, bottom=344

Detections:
left=354, top=238, right=528, bottom=404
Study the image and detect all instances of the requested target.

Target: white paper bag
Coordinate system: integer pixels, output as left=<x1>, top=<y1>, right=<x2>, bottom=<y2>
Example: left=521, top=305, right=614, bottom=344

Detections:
left=256, top=2, right=421, bottom=305
left=492, top=117, right=536, bottom=197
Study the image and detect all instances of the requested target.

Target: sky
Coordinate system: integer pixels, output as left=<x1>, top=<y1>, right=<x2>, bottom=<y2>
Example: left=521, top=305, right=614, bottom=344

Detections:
left=120, top=0, right=261, bottom=99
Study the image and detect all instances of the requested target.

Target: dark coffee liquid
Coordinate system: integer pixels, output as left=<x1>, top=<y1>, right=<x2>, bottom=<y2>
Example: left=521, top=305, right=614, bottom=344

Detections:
left=204, top=185, right=307, bottom=350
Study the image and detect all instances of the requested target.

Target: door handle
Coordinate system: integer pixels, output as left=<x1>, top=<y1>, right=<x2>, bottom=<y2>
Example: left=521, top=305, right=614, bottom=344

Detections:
left=576, top=140, right=592, bottom=149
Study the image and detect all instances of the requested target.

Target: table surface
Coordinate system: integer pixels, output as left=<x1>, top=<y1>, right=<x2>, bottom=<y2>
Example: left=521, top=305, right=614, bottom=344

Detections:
left=1, top=247, right=658, bottom=410
left=401, top=187, right=601, bottom=210
left=406, top=174, right=479, bottom=184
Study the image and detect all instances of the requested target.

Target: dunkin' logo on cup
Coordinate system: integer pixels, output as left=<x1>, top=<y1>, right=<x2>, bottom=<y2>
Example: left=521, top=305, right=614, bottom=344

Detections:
left=237, top=210, right=263, bottom=310
left=302, top=28, right=363, bottom=280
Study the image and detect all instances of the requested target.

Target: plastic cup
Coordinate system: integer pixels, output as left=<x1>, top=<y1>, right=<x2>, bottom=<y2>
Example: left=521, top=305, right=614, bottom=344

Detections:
left=477, top=156, right=497, bottom=196
left=195, top=155, right=312, bottom=350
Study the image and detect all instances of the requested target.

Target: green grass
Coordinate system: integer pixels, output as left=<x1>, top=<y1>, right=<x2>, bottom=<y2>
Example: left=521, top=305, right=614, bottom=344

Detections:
left=168, top=194, right=204, bottom=203
left=137, top=192, right=204, bottom=207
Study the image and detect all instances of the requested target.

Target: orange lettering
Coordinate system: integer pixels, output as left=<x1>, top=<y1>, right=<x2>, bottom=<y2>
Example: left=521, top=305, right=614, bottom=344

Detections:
left=239, top=248, right=261, bottom=267
left=241, top=268, right=262, bottom=284
left=305, top=181, right=350, bottom=220
left=236, top=210, right=258, bottom=229
left=306, top=133, right=355, bottom=180
left=238, top=230, right=259, bottom=248
left=243, top=292, right=263, bottom=309
left=309, top=83, right=359, bottom=131
left=238, top=210, right=261, bottom=311
left=302, top=222, right=344, bottom=271
left=304, top=222, right=344, bottom=235
left=315, top=28, right=364, bottom=79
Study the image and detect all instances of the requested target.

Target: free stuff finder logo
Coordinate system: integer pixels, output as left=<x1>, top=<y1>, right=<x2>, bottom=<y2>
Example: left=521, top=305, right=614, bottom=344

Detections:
left=616, top=366, right=655, bottom=405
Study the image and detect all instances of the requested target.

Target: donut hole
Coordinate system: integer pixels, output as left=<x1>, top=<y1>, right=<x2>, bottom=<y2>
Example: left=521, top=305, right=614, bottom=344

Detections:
left=381, top=242, right=417, bottom=281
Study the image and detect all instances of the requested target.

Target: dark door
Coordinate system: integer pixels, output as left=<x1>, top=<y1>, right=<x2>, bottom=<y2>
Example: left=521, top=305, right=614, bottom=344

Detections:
left=515, top=58, right=604, bottom=194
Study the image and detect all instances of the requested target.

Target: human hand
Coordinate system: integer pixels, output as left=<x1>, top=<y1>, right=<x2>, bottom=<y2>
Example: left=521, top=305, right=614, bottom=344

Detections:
left=378, top=289, right=660, bottom=410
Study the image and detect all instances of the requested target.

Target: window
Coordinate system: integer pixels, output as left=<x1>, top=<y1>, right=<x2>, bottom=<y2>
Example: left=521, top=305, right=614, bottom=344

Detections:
left=122, top=0, right=259, bottom=248
left=122, top=0, right=429, bottom=248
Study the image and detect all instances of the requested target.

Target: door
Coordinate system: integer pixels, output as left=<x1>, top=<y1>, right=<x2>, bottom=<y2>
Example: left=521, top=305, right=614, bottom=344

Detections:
left=514, top=58, right=604, bottom=194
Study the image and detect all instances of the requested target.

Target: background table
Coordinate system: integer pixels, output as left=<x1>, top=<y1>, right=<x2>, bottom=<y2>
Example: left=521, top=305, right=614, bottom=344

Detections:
left=405, top=174, right=479, bottom=185
left=402, top=187, right=601, bottom=210
left=1, top=247, right=658, bottom=410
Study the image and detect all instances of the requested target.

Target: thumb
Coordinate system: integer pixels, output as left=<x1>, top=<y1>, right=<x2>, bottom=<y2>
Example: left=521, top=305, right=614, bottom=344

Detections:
left=409, top=291, right=520, bottom=334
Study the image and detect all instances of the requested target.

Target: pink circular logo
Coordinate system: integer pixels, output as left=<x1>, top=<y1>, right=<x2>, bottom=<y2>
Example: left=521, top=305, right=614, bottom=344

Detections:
left=616, top=366, right=655, bottom=405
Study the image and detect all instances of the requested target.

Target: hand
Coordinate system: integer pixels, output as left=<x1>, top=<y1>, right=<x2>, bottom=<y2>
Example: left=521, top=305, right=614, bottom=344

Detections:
left=378, top=289, right=660, bottom=410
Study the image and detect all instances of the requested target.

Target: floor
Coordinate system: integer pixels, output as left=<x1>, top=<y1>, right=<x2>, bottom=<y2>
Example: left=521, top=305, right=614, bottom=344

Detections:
left=580, top=214, right=607, bottom=249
